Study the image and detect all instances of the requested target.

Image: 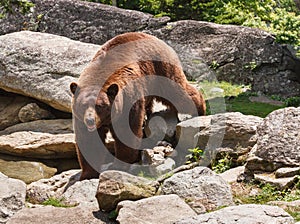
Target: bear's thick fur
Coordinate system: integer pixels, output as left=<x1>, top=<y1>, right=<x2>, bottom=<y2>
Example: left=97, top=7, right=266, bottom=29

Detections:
left=70, top=32, right=206, bottom=180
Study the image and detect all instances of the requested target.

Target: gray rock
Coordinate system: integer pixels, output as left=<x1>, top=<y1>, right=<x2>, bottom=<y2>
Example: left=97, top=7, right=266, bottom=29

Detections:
left=117, top=194, right=196, bottom=224
left=26, top=169, right=81, bottom=204
left=0, top=172, right=26, bottom=223
left=176, top=113, right=262, bottom=166
left=268, top=200, right=300, bottom=210
left=0, top=131, right=76, bottom=159
left=0, top=0, right=169, bottom=44
left=0, top=31, right=98, bottom=112
left=0, top=119, right=73, bottom=135
left=0, top=94, right=33, bottom=130
left=161, top=166, right=233, bottom=213
left=175, top=204, right=294, bottom=224
left=62, top=178, right=99, bottom=206
left=220, top=166, right=245, bottom=183
left=0, top=159, right=57, bottom=184
left=6, top=204, right=115, bottom=224
left=246, top=107, right=300, bottom=172
left=254, top=173, right=298, bottom=190
left=96, top=170, right=159, bottom=212
left=18, top=103, right=54, bottom=122
left=275, top=167, right=300, bottom=178
left=151, top=20, right=300, bottom=97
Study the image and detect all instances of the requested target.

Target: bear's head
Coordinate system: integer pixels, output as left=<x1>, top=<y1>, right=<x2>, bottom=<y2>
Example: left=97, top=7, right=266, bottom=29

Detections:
left=70, top=82, right=122, bottom=132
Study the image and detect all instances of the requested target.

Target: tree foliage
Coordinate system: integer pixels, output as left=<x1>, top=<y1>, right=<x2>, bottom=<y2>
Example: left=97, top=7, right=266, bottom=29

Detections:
left=0, top=0, right=34, bottom=18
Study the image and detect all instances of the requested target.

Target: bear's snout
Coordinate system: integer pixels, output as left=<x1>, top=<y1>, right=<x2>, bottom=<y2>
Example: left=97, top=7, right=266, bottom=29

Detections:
left=84, top=107, right=98, bottom=132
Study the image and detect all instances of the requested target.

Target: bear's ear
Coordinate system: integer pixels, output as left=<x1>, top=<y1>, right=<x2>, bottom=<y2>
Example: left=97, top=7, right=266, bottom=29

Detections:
left=70, top=82, right=79, bottom=95
left=107, top=84, right=119, bottom=101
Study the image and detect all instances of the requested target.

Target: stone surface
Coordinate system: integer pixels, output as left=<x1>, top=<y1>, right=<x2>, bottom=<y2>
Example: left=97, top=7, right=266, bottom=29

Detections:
left=246, top=107, right=300, bottom=173
left=275, top=167, right=300, bottom=178
left=0, top=172, right=26, bottom=223
left=161, top=166, right=233, bottom=213
left=117, top=194, right=196, bottom=224
left=0, top=131, right=76, bottom=159
left=62, top=178, right=99, bottom=206
left=96, top=170, right=159, bottom=211
left=6, top=204, right=116, bottom=224
left=220, top=166, right=245, bottom=183
left=175, top=204, right=294, bottom=224
left=254, top=173, right=298, bottom=190
left=18, top=103, right=54, bottom=122
left=0, top=159, right=57, bottom=184
left=0, top=119, right=73, bottom=135
left=0, top=31, right=98, bottom=112
left=176, top=113, right=262, bottom=166
left=151, top=20, right=300, bottom=97
left=26, top=169, right=80, bottom=204
left=0, top=94, right=33, bottom=130
left=0, top=0, right=169, bottom=44
left=268, top=200, right=300, bottom=210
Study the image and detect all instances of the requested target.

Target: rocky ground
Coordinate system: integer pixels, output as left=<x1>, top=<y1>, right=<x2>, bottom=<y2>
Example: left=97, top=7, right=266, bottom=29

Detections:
left=0, top=0, right=299, bottom=223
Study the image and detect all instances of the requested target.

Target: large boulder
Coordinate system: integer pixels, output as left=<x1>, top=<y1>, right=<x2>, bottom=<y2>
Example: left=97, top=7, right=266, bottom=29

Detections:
left=176, top=112, right=262, bottom=166
left=0, top=172, right=26, bottom=223
left=0, top=0, right=169, bottom=44
left=246, top=107, right=300, bottom=172
left=245, top=107, right=300, bottom=188
left=0, top=131, right=76, bottom=159
left=96, top=170, right=159, bottom=212
left=161, top=166, right=233, bottom=213
left=175, top=204, right=294, bottom=224
left=151, top=20, right=300, bottom=97
left=117, top=194, right=196, bottom=224
left=0, top=31, right=98, bottom=112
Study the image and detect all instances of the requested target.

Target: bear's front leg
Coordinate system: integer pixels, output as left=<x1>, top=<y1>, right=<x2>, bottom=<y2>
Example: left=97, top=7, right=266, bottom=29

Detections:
left=74, top=118, right=109, bottom=180
left=112, top=100, right=145, bottom=165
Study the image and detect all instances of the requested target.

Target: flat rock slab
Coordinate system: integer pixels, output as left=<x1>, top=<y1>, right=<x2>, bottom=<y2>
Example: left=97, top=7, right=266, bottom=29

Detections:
left=175, top=204, right=294, bottom=224
left=117, top=194, right=196, bottom=224
left=0, top=31, right=99, bottom=112
left=0, top=159, right=57, bottom=184
left=0, top=172, right=26, bottom=223
left=161, top=166, right=233, bottom=213
left=0, top=131, right=76, bottom=159
left=0, top=119, right=73, bottom=135
left=6, top=204, right=116, bottom=224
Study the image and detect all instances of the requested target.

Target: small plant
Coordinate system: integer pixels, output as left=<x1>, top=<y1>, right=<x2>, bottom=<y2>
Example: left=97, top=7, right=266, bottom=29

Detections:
left=42, top=197, right=75, bottom=208
left=209, top=60, right=219, bottom=70
left=284, top=96, right=300, bottom=107
left=211, top=153, right=232, bottom=173
left=244, top=61, right=258, bottom=71
left=185, top=147, right=204, bottom=164
left=108, top=210, right=118, bottom=220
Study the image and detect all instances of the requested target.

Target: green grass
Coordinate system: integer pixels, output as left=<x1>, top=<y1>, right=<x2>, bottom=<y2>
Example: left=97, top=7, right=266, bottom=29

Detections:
left=42, top=197, right=76, bottom=208
left=198, top=81, right=285, bottom=118
left=233, top=182, right=300, bottom=221
left=224, top=94, right=284, bottom=118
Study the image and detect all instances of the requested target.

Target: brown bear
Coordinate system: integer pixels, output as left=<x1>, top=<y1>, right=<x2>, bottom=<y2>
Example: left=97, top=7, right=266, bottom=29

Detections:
left=70, top=32, right=206, bottom=180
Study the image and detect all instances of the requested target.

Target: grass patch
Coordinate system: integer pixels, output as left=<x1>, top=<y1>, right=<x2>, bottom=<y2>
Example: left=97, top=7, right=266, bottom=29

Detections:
left=232, top=181, right=300, bottom=221
left=198, top=81, right=285, bottom=117
left=42, top=197, right=76, bottom=208
left=224, top=93, right=284, bottom=118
